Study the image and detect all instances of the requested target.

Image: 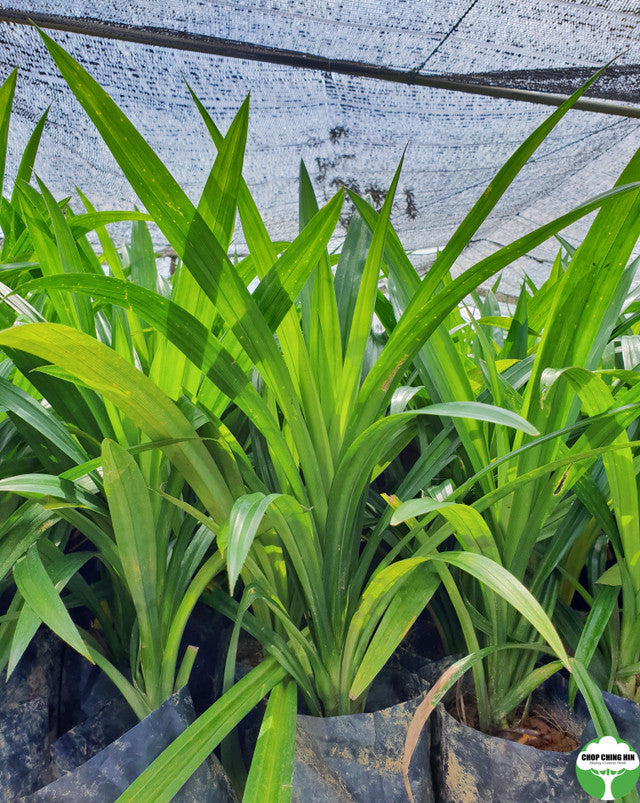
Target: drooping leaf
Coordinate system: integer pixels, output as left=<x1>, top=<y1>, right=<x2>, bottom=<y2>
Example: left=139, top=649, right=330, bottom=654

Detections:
left=220, top=492, right=281, bottom=593
left=13, top=544, right=92, bottom=662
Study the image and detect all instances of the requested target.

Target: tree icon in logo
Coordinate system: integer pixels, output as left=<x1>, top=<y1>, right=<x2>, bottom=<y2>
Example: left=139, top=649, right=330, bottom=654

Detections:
left=576, top=736, right=640, bottom=800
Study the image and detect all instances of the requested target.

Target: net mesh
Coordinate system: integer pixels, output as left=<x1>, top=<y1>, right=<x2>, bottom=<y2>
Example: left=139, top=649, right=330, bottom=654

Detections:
left=1, top=1, right=639, bottom=293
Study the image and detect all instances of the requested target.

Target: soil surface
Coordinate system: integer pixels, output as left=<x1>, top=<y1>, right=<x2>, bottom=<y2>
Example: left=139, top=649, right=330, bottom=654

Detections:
left=491, top=714, right=578, bottom=752
left=448, top=685, right=579, bottom=753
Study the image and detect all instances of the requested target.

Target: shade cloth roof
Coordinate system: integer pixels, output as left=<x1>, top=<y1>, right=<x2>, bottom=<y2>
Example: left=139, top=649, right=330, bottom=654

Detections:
left=1, top=1, right=639, bottom=294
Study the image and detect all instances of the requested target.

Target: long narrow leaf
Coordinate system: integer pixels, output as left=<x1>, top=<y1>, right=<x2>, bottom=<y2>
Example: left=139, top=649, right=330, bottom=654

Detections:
left=116, top=658, right=287, bottom=802
left=13, top=544, right=92, bottom=661
left=0, top=324, right=234, bottom=524
left=103, top=439, right=161, bottom=699
left=243, top=679, right=297, bottom=803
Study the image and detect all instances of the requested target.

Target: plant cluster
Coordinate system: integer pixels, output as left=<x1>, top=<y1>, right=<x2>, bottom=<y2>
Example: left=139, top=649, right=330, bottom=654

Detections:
left=0, top=30, right=639, bottom=801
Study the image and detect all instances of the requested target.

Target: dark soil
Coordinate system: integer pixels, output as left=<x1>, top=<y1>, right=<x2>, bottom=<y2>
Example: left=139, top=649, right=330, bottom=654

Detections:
left=492, top=714, right=578, bottom=752
left=447, top=684, right=579, bottom=753
left=236, top=632, right=264, bottom=667
left=399, top=607, right=445, bottom=660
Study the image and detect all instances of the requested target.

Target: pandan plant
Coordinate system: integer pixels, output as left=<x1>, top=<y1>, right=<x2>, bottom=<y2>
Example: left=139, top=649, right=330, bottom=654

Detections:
left=540, top=282, right=640, bottom=708
left=0, top=65, right=241, bottom=714
left=389, top=141, right=640, bottom=733
left=0, top=31, right=637, bottom=800
left=548, top=334, right=640, bottom=706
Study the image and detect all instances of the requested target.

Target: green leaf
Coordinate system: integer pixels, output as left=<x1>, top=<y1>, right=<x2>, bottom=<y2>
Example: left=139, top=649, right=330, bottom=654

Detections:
left=14, top=181, right=87, bottom=328
left=597, top=564, right=622, bottom=586
left=8, top=548, right=90, bottom=675
left=569, top=585, right=619, bottom=706
left=298, top=159, right=342, bottom=416
left=116, top=658, right=287, bottom=802
left=334, top=209, right=372, bottom=352
left=21, top=274, right=304, bottom=498
left=0, top=323, right=234, bottom=525
left=500, top=286, right=529, bottom=360
left=0, top=278, right=46, bottom=323
left=221, top=492, right=281, bottom=594
left=336, top=155, right=404, bottom=440
left=205, top=586, right=319, bottom=712
left=35, top=176, right=95, bottom=334
left=0, top=473, right=103, bottom=512
left=155, top=491, right=218, bottom=536
left=0, top=376, right=89, bottom=465
left=570, top=657, right=618, bottom=737
left=189, top=85, right=344, bottom=336
left=12, top=107, right=49, bottom=202
left=38, top=31, right=330, bottom=443
left=342, top=558, right=425, bottom=693
left=0, top=501, right=59, bottom=581
left=428, top=551, right=569, bottom=664
left=0, top=69, right=17, bottom=197
left=129, top=218, right=157, bottom=292
left=243, top=679, right=297, bottom=803
left=389, top=385, right=423, bottom=415
left=198, top=96, right=248, bottom=253
left=349, top=562, right=440, bottom=699
left=349, top=180, right=640, bottom=441
left=159, top=552, right=225, bottom=698
left=68, top=209, right=153, bottom=237
left=494, top=661, right=563, bottom=722
left=325, top=404, right=537, bottom=612
left=174, top=645, right=198, bottom=693
left=391, top=500, right=501, bottom=564
left=505, top=145, right=640, bottom=591
left=540, top=367, right=640, bottom=587
left=103, top=439, right=161, bottom=700
left=13, top=544, right=92, bottom=662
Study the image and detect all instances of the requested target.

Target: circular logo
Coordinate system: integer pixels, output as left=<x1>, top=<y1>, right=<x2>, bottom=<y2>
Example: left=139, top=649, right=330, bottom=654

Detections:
left=576, top=736, right=640, bottom=800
